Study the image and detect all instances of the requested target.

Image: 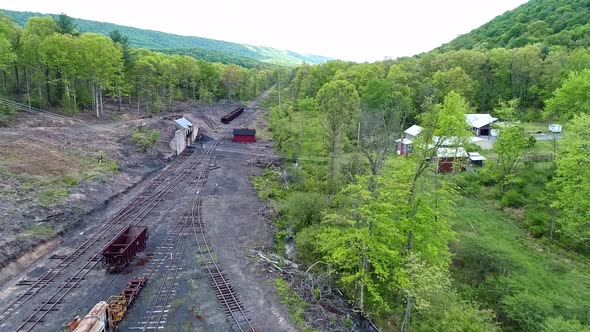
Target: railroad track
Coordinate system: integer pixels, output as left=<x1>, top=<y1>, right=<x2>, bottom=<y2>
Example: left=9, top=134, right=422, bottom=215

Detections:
left=6, top=143, right=220, bottom=331
left=191, top=169, right=255, bottom=331
left=133, top=137, right=255, bottom=332
left=0, top=149, right=194, bottom=326
left=137, top=142, right=218, bottom=331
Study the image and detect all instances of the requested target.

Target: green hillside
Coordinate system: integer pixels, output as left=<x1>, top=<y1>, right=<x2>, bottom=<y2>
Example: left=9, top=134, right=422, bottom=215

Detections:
left=0, top=9, right=332, bottom=66
left=438, top=0, right=590, bottom=51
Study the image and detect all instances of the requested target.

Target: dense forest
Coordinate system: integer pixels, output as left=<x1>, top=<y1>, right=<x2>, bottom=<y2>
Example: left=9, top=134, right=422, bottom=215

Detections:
left=0, top=9, right=331, bottom=66
left=0, top=13, right=278, bottom=117
left=438, top=0, right=590, bottom=51
left=253, top=1, right=590, bottom=331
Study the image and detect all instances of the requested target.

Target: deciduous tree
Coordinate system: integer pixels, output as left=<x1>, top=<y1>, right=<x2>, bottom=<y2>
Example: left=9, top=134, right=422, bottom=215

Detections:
left=315, top=80, right=360, bottom=183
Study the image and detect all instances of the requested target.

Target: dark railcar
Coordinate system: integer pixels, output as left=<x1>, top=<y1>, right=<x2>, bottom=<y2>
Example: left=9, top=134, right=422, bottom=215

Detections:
left=221, top=107, right=244, bottom=124
left=101, top=226, right=148, bottom=273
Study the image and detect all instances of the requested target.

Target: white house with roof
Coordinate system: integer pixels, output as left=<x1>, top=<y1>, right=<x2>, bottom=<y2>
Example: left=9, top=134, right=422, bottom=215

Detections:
left=398, top=124, right=423, bottom=156
left=169, top=116, right=198, bottom=155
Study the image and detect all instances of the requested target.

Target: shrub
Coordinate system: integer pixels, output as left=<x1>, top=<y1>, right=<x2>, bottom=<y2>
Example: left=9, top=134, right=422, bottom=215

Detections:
left=543, top=317, right=590, bottom=332
left=131, top=127, right=160, bottom=152
left=500, top=189, right=526, bottom=207
left=0, top=104, right=16, bottom=126
left=281, top=191, right=329, bottom=233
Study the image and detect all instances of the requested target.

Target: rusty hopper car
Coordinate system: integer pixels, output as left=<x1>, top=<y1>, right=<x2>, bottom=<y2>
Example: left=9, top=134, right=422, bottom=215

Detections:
left=101, top=226, right=148, bottom=273
left=221, top=107, right=244, bottom=124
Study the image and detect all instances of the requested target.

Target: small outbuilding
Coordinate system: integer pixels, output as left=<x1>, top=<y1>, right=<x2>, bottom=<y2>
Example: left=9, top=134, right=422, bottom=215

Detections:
left=170, top=117, right=198, bottom=155
left=398, top=124, right=423, bottom=156
left=233, top=128, right=256, bottom=143
left=436, top=147, right=468, bottom=173
left=465, top=114, right=498, bottom=136
left=468, top=152, right=486, bottom=167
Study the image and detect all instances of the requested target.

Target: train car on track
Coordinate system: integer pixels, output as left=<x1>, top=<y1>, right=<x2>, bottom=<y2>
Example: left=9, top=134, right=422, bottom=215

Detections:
left=68, top=301, right=109, bottom=332
left=221, top=107, right=244, bottom=124
left=101, top=226, right=148, bottom=273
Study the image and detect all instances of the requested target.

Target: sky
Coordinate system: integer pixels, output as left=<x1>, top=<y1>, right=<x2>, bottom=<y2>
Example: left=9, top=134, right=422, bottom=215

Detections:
left=0, top=0, right=529, bottom=62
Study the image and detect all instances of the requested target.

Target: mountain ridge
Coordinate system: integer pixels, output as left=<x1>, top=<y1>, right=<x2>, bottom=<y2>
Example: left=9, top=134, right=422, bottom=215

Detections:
left=0, top=8, right=333, bottom=66
left=437, top=0, right=590, bottom=51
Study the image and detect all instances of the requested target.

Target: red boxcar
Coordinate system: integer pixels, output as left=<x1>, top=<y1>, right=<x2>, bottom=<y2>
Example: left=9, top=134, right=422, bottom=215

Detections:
left=101, top=226, right=148, bottom=273
left=232, top=128, right=256, bottom=143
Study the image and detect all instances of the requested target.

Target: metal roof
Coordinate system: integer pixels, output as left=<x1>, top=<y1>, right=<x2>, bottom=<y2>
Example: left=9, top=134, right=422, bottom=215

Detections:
left=436, top=147, right=468, bottom=158
left=233, top=128, right=256, bottom=136
left=468, top=152, right=487, bottom=161
left=465, top=114, right=498, bottom=128
left=404, top=125, right=423, bottom=137
left=174, top=117, right=193, bottom=129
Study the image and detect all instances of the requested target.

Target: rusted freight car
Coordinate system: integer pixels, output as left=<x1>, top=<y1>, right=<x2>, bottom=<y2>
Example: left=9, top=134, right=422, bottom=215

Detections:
left=101, top=226, right=148, bottom=273
left=221, top=107, right=244, bottom=124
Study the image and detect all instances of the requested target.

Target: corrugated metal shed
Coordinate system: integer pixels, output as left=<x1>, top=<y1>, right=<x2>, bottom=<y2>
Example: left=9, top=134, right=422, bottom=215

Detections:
left=468, top=152, right=486, bottom=161
left=436, top=147, right=468, bottom=158
left=175, top=117, right=193, bottom=129
left=233, top=128, right=256, bottom=136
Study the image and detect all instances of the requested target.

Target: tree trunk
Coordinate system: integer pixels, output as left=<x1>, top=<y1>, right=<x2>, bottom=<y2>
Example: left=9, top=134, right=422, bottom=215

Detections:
left=45, top=68, right=51, bottom=107
left=93, top=84, right=99, bottom=118
left=1, top=70, right=6, bottom=94
left=401, top=296, right=413, bottom=332
left=65, top=81, right=71, bottom=111
left=118, top=85, right=122, bottom=112
left=99, top=87, right=104, bottom=116
left=14, top=63, right=20, bottom=95
left=25, top=71, right=31, bottom=109
left=72, top=81, right=77, bottom=113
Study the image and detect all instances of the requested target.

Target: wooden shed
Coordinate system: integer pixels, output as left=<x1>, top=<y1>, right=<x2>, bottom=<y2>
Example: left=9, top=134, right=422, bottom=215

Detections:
left=233, top=128, right=256, bottom=143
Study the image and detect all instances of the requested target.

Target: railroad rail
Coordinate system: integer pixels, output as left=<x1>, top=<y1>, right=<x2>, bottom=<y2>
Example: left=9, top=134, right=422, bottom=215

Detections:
left=9, top=142, right=220, bottom=331
left=138, top=141, right=218, bottom=330
left=191, top=172, right=255, bottom=331
left=0, top=149, right=193, bottom=326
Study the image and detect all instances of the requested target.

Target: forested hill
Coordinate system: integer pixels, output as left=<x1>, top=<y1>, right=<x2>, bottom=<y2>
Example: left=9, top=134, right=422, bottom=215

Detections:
left=0, top=9, right=332, bottom=66
left=438, top=0, right=590, bottom=51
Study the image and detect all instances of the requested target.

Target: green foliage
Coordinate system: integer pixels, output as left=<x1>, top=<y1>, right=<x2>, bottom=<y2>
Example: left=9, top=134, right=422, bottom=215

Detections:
left=500, top=189, right=526, bottom=207
left=543, top=317, right=590, bottom=332
left=274, top=278, right=308, bottom=326
left=21, top=223, right=54, bottom=238
left=493, top=125, right=529, bottom=192
left=131, top=127, right=160, bottom=152
left=252, top=169, right=287, bottom=201
left=438, top=0, right=590, bottom=51
left=0, top=104, right=16, bottom=126
left=280, top=191, right=328, bottom=233
left=545, top=69, right=590, bottom=120
left=0, top=9, right=330, bottom=66
left=493, top=99, right=520, bottom=121
left=316, top=80, right=360, bottom=182
left=38, top=187, right=69, bottom=207
left=549, top=114, right=590, bottom=245
left=452, top=197, right=590, bottom=331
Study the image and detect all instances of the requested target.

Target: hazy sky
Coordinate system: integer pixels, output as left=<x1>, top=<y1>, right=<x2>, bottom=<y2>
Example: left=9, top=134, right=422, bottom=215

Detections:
left=0, top=0, right=529, bottom=62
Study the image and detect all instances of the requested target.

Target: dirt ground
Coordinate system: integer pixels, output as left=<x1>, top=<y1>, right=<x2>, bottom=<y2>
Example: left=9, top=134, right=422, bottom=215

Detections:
left=0, top=94, right=299, bottom=331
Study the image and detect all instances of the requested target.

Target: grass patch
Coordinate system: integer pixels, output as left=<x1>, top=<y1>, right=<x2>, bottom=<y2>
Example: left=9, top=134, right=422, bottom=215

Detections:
left=20, top=223, right=55, bottom=238
left=38, top=187, right=70, bottom=207
left=520, top=122, right=551, bottom=135
left=452, top=196, right=590, bottom=331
